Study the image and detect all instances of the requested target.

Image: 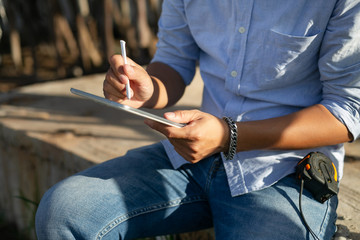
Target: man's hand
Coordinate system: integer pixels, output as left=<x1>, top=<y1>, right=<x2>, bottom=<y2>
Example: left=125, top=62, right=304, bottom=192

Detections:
left=103, top=54, right=154, bottom=109
left=145, top=110, right=230, bottom=163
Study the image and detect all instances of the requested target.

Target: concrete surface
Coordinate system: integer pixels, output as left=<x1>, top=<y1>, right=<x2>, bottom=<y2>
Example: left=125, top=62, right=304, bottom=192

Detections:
left=0, top=70, right=359, bottom=239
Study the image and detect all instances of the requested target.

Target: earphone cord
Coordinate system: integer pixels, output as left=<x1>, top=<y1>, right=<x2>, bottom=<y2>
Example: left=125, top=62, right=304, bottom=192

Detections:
left=299, top=179, right=321, bottom=240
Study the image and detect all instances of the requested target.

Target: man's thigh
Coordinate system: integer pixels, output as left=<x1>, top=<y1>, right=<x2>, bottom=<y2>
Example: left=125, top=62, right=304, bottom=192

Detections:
left=209, top=170, right=337, bottom=240
left=36, top=143, right=213, bottom=240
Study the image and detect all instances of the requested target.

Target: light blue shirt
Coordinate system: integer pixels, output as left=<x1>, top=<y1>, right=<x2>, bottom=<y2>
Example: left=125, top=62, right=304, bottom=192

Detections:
left=152, top=0, right=360, bottom=196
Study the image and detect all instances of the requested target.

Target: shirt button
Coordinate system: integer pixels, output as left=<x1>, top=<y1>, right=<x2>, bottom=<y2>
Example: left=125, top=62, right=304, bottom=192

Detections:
left=231, top=71, right=238, bottom=77
left=238, top=27, right=246, bottom=33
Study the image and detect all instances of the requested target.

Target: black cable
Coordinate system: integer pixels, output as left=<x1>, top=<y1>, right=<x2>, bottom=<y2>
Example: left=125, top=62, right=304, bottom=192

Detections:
left=299, top=179, right=321, bottom=240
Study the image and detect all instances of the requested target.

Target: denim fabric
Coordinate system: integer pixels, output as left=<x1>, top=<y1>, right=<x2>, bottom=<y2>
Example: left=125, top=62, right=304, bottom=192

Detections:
left=36, top=143, right=337, bottom=240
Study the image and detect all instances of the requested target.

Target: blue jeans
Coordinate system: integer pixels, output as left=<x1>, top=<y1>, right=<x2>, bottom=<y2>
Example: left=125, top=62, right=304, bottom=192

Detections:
left=35, top=143, right=337, bottom=240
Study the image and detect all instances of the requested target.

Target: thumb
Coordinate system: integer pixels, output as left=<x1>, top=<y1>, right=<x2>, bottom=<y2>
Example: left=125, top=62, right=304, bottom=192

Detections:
left=123, top=62, right=148, bottom=82
left=123, top=63, right=135, bottom=76
left=164, top=110, right=200, bottom=124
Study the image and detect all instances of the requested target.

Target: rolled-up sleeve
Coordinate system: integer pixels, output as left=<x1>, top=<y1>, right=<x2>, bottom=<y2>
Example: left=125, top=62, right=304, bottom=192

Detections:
left=151, top=0, right=200, bottom=85
left=319, top=0, right=360, bottom=140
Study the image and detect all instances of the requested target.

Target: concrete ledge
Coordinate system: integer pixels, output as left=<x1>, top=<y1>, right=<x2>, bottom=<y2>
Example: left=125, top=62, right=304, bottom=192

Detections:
left=0, top=71, right=203, bottom=239
left=0, top=71, right=359, bottom=239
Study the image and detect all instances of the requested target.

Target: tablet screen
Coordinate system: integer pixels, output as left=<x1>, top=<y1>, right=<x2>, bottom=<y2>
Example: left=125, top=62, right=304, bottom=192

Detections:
left=70, top=88, right=185, bottom=128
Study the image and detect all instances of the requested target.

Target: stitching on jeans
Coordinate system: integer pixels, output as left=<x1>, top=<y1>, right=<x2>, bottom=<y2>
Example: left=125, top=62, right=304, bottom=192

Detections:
left=318, top=197, right=335, bottom=238
left=204, top=160, right=216, bottom=194
left=95, top=195, right=207, bottom=239
left=204, top=156, right=222, bottom=194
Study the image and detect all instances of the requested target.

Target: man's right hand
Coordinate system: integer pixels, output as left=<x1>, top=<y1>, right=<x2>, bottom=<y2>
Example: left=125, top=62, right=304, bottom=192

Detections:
left=103, top=54, right=155, bottom=109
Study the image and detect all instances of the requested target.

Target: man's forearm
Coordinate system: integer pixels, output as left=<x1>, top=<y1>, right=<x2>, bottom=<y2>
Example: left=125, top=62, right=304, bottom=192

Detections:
left=236, top=104, right=352, bottom=152
left=145, top=62, right=186, bottom=109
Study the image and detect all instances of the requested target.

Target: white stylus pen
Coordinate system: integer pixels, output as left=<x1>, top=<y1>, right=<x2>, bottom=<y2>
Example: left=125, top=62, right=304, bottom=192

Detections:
left=120, top=40, right=131, bottom=100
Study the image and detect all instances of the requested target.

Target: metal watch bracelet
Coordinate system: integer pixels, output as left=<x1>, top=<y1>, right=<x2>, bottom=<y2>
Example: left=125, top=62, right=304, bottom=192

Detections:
left=223, top=116, right=238, bottom=160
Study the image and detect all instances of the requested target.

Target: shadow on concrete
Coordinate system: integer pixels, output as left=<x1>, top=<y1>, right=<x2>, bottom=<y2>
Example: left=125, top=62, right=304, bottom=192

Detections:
left=0, top=92, right=198, bottom=142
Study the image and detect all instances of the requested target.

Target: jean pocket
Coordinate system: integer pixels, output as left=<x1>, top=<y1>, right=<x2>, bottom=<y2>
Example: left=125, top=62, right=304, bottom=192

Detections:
left=257, top=29, right=322, bottom=88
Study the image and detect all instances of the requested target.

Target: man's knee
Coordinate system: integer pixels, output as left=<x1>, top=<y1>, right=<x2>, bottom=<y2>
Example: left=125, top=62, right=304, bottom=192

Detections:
left=35, top=176, right=86, bottom=238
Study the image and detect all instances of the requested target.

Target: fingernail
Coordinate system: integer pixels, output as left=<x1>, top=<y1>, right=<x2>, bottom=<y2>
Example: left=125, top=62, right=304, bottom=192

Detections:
left=126, top=65, right=134, bottom=74
left=165, top=112, right=175, bottom=118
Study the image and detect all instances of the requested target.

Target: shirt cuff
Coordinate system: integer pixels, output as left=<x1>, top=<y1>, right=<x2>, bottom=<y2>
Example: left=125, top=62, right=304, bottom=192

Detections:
left=321, top=99, right=360, bottom=141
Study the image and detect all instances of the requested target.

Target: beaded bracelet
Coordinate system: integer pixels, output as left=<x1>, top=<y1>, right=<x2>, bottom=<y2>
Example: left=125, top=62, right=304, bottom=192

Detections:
left=223, top=116, right=238, bottom=160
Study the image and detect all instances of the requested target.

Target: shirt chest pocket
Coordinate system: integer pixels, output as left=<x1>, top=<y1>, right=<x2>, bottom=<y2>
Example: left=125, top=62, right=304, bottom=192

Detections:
left=255, top=29, right=322, bottom=88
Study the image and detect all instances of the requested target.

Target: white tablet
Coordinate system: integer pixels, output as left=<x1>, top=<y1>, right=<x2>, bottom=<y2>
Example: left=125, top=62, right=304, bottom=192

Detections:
left=70, top=88, right=185, bottom=128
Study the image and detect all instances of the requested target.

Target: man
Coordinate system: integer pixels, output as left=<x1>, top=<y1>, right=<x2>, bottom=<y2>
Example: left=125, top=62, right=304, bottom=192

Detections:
left=36, top=0, right=360, bottom=239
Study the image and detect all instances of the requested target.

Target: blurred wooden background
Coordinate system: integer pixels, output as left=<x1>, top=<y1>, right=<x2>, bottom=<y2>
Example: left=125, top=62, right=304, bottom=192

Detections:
left=0, top=0, right=162, bottom=91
